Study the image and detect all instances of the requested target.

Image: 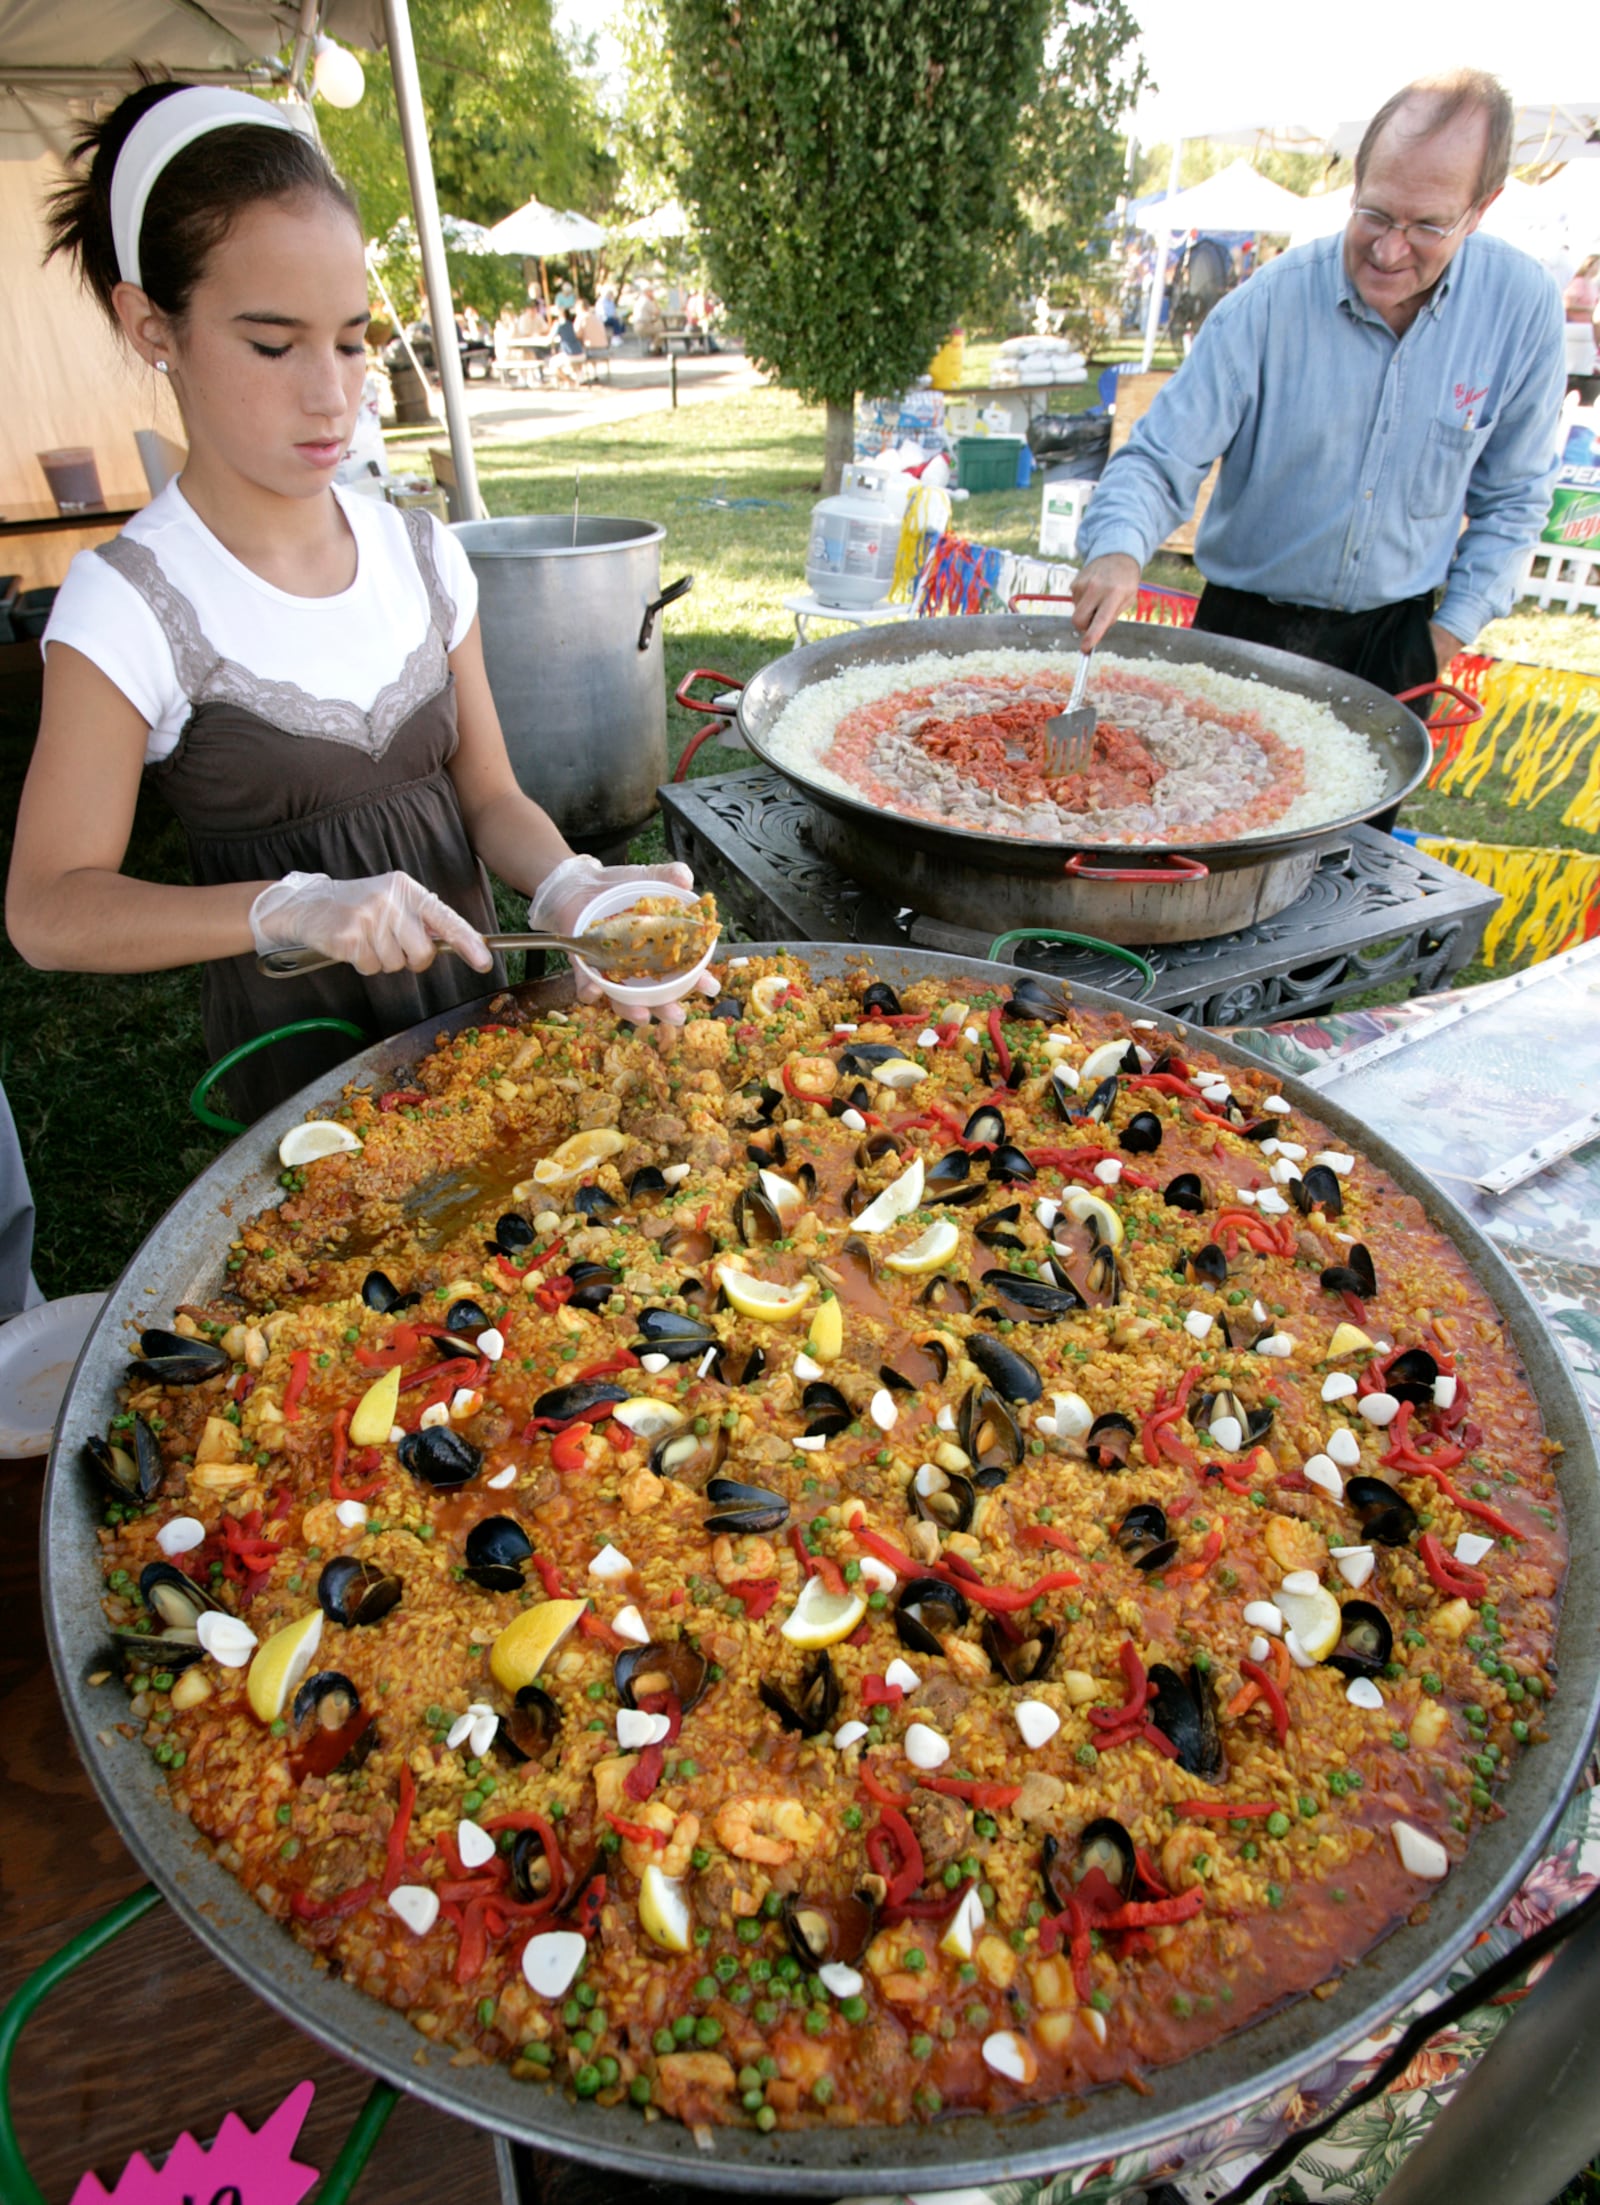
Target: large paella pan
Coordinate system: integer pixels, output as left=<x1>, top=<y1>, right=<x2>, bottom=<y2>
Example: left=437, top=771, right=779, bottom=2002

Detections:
left=41, top=948, right=1600, bottom=2193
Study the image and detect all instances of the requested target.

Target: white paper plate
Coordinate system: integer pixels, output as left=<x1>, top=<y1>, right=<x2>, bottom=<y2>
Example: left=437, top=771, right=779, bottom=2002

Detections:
left=0, top=1292, right=106, bottom=1457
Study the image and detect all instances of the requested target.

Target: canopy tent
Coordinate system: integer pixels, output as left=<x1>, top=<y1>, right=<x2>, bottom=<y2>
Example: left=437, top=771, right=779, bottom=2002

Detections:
left=1325, top=103, right=1600, bottom=169
left=614, top=197, right=689, bottom=244
left=486, top=196, right=605, bottom=257
left=0, top=0, right=486, bottom=517
left=1132, top=159, right=1307, bottom=237
left=1287, top=183, right=1352, bottom=250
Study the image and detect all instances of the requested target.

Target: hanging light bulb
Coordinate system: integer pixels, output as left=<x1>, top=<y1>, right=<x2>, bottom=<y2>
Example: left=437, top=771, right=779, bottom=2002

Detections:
left=312, top=36, right=366, bottom=108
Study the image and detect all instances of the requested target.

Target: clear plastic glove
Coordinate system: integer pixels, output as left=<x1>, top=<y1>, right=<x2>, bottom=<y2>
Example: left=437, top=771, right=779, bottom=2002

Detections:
left=249, top=870, right=493, bottom=978
left=527, top=854, right=718, bottom=1027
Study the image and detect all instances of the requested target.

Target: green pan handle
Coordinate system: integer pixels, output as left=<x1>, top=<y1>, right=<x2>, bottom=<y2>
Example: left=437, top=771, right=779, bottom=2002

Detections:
left=189, top=1018, right=368, bottom=1137
left=0, top=1882, right=397, bottom=2204
left=987, top=927, right=1159, bottom=1000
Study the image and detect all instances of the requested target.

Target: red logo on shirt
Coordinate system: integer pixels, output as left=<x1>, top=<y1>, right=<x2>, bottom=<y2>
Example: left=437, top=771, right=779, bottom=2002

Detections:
left=1453, top=382, right=1489, bottom=413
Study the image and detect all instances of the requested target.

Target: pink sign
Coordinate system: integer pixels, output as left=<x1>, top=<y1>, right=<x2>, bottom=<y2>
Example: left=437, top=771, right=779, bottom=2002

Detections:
left=69, top=2079, right=319, bottom=2205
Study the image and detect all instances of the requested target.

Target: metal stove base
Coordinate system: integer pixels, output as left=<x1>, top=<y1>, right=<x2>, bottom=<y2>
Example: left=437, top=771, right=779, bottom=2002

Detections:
left=659, top=768, right=1498, bottom=1026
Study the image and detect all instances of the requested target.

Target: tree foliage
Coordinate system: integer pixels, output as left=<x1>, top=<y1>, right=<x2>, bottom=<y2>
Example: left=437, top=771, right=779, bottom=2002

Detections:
left=662, top=0, right=1057, bottom=422
left=1005, top=0, right=1147, bottom=300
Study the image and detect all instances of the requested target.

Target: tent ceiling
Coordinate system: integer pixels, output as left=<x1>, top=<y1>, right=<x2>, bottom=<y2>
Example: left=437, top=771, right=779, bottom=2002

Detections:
left=1133, top=159, right=1306, bottom=236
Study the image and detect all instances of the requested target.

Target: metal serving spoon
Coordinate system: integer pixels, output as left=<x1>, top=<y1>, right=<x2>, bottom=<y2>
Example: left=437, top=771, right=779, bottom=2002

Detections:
left=257, top=911, right=715, bottom=983
left=1042, top=647, right=1096, bottom=774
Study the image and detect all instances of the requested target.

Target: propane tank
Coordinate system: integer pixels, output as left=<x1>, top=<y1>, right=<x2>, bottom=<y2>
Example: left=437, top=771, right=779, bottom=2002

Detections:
left=805, top=463, right=913, bottom=608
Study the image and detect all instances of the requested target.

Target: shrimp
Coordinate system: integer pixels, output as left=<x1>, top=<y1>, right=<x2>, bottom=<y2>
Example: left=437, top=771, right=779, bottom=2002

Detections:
left=714, top=1795, right=822, bottom=1866
left=943, top=1635, right=992, bottom=1686
left=1160, top=1820, right=1213, bottom=1894
left=300, top=1499, right=358, bottom=1549
left=711, top=1534, right=776, bottom=1588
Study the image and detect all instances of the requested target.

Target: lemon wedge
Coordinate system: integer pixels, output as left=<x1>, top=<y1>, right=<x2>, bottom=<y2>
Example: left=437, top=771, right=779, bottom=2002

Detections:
left=1062, top=1188, right=1123, bottom=1249
left=1274, top=1580, right=1342, bottom=1662
left=805, top=1295, right=843, bottom=1364
left=490, top=1598, right=589, bottom=1692
left=714, top=1264, right=817, bottom=1323
left=751, top=973, right=799, bottom=1017
left=638, top=1863, right=694, bottom=1954
left=781, top=1575, right=868, bottom=1649
left=246, top=1608, right=324, bottom=1723
left=758, top=1168, right=804, bottom=1223
left=851, top=1155, right=925, bottom=1235
left=278, top=1120, right=361, bottom=1168
left=525, top=1128, right=626, bottom=1189
left=883, top=1217, right=960, bottom=1275
left=1327, top=1322, right=1375, bottom=1358
left=939, top=1885, right=986, bottom=1961
left=349, top=1364, right=401, bottom=1448
left=1081, top=1040, right=1137, bottom=1083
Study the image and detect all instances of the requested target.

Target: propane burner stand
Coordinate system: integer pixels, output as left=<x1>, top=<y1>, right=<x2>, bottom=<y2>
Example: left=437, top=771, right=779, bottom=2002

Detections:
left=660, top=767, right=1496, bottom=1027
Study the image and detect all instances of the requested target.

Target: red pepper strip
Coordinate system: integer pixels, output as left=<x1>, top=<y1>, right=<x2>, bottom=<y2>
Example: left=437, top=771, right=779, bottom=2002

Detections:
left=1099, top=1889, right=1205, bottom=1931
left=1036, top=1892, right=1094, bottom=1996
left=605, top=1810, right=668, bottom=1848
left=789, top=1523, right=819, bottom=1578
left=379, top=1088, right=427, bottom=1111
left=782, top=1062, right=832, bottom=1103
left=1127, top=1072, right=1204, bottom=1099
left=920, top=1775, right=1024, bottom=1811
left=551, top=1424, right=592, bottom=1474
left=813, top=1553, right=847, bottom=1598
left=400, top=1356, right=485, bottom=1397
left=577, top=1350, right=642, bottom=1380
left=282, top=1348, right=311, bottom=1423
left=332, top=1448, right=385, bottom=1506
left=1173, top=1799, right=1281, bottom=1820
left=454, top=1898, right=490, bottom=1984
left=1383, top=1408, right=1516, bottom=1537
left=1134, top=1848, right=1171, bottom=1898
left=382, top=1765, right=417, bottom=1895
left=1021, top=1524, right=1080, bottom=1557
left=729, top=1577, right=780, bottom=1619
left=986, top=1005, right=1013, bottom=1084
left=482, top=1810, right=568, bottom=1915
left=1239, top=1656, right=1291, bottom=1747
left=959, top=1567, right=1083, bottom=1613
left=635, top=1689, right=684, bottom=1745
left=624, top=1740, right=665, bottom=1802
left=1419, top=1530, right=1488, bottom=1601
left=353, top=1342, right=409, bottom=1371
left=866, top=1807, right=925, bottom=1907
left=1140, top=1722, right=1181, bottom=1759
left=1338, top=1290, right=1369, bottom=1326
left=1088, top=1640, right=1152, bottom=1732
left=861, top=1675, right=905, bottom=1708
left=857, top=1760, right=915, bottom=1809
left=1164, top=1525, right=1225, bottom=1586
left=292, top=1876, right=380, bottom=1922
left=530, top=1555, right=570, bottom=1600
left=534, top=1276, right=575, bottom=1312
left=579, top=1609, right=628, bottom=1653
left=883, top=1874, right=976, bottom=1925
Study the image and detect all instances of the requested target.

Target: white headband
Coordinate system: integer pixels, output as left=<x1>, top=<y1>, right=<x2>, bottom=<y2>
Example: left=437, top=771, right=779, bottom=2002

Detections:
left=110, top=87, right=298, bottom=291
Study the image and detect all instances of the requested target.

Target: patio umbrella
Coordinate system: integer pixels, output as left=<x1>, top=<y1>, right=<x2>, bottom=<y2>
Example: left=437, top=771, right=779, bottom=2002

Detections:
left=615, top=198, right=689, bottom=243
left=486, top=197, right=606, bottom=256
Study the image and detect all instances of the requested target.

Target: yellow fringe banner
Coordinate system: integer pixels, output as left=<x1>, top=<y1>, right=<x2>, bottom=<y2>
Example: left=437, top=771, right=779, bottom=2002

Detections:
left=1416, top=835, right=1600, bottom=967
left=1428, top=658, right=1600, bottom=833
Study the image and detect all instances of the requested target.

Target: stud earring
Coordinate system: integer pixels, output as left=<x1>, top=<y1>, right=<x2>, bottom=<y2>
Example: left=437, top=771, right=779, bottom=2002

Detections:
left=154, top=360, right=169, bottom=374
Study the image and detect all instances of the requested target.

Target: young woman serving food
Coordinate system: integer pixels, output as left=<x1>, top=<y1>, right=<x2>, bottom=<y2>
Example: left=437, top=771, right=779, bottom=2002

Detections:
left=5, top=83, right=704, bottom=1118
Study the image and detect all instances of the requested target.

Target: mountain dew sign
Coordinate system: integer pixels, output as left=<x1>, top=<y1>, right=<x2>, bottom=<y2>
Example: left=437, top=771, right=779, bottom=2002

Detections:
left=1544, top=418, right=1600, bottom=547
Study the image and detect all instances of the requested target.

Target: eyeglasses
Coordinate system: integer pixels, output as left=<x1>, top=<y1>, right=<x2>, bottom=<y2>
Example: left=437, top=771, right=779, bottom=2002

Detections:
left=1352, top=205, right=1471, bottom=246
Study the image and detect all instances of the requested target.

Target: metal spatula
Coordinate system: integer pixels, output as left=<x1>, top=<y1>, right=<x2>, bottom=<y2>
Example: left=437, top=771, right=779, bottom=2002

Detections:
left=1043, top=649, right=1096, bottom=775
left=257, top=912, right=715, bottom=982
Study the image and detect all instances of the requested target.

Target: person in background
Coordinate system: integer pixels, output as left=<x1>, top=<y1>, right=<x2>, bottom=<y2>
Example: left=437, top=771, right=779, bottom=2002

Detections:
left=551, top=307, right=589, bottom=387
left=553, top=275, right=576, bottom=313
left=0, top=1083, right=42, bottom=1322
left=1565, top=254, right=1600, bottom=381
left=1071, top=69, right=1565, bottom=703
left=578, top=296, right=608, bottom=354
left=598, top=282, right=626, bottom=340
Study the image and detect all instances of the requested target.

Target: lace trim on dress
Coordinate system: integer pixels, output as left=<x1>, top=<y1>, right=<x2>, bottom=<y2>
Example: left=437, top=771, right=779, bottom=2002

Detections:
left=96, top=511, right=459, bottom=761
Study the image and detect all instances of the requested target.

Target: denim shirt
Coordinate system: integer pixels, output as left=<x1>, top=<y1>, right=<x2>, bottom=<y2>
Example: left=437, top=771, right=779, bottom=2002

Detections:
left=1077, top=230, right=1566, bottom=644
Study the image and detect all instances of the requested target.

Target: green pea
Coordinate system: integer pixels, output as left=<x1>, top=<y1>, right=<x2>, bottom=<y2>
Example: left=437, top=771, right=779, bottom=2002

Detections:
left=1266, top=1811, right=1290, bottom=1838
left=905, top=1947, right=926, bottom=1972
left=840, top=1995, right=867, bottom=2023
left=694, top=1974, right=718, bottom=2002
left=812, top=2074, right=835, bottom=2105
left=694, top=2016, right=723, bottom=2047
left=477, top=1997, right=496, bottom=2029
left=571, top=2029, right=594, bottom=2056
left=672, top=2014, right=695, bottom=2043
left=574, top=2065, right=600, bottom=2098
left=524, top=2041, right=553, bottom=2066
left=630, top=2075, right=652, bottom=2106
left=755, top=2105, right=777, bottom=2132
left=1267, top=1883, right=1285, bottom=1907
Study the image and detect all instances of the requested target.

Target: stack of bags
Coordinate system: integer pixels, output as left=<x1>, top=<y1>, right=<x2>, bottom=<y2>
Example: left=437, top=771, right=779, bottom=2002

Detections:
left=854, top=387, right=951, bottom=460
left=989, top=336, right=1087, bottom=388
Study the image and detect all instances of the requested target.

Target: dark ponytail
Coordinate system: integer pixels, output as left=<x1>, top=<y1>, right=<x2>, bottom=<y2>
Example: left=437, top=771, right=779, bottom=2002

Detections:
left=45, top=78, right=360, bottom=324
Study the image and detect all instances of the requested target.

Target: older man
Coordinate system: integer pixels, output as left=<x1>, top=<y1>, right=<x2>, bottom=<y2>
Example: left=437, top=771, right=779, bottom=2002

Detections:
left=1070, top=71, right=1565, bottom=697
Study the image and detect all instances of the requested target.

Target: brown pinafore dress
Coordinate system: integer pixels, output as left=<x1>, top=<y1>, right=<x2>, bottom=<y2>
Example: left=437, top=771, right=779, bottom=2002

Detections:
left=97, top=509, right=505, bottom=1123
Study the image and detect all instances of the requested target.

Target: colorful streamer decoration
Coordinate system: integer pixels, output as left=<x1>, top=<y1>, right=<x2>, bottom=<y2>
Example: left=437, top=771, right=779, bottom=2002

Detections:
left=1416, top=836, right=1600, bottom=967
left=1427, top=658, right=1600, bottom=833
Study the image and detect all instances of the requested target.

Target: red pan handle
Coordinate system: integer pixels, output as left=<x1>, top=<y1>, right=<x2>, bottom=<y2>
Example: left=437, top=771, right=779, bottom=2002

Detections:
left=1008, top=592, right=1080, bottom=615
left=1394, top=681, right=1483, bottom=737
left=1063, top=851, right=1209, bottom=884
left=674, top=668, right=744, bottom=719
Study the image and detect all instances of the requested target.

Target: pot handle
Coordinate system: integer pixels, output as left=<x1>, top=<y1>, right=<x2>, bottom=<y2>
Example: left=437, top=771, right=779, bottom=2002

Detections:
left=1063, top=851, right=1209, bottom=884
left=1007, top=591, right=1079, bottom=615
left=674, top=667, right=744, bottom=718
left=638, top=573, right=694, bottom=650
left=1394, top=681, right=1483, bottom=737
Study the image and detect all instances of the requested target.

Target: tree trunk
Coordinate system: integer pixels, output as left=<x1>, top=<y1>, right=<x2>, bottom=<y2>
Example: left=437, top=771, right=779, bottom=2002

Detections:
left=822, top=400, right=854, bottom=496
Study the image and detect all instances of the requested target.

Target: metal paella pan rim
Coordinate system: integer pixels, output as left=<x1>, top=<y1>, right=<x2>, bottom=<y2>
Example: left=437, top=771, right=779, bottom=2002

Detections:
left=41, top=949, right=1600, bottom=2194
left=735, top=615, right=1435, bottom=874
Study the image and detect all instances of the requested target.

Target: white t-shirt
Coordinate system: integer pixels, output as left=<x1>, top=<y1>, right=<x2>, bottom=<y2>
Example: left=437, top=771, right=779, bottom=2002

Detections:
left=43, top=482, right=478, bottom=765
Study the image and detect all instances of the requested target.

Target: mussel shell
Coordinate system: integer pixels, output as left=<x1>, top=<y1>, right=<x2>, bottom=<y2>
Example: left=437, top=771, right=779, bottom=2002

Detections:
left=703, top=1476, right=789, bottom=1534
left=494, top=1211, right=538, bottom=1254
left=974, top=1203, right=1025, bottom=1251
left=801, top=1381, right=854, bottom=1439
left=966, top=1331, right=1043, bottom=1405
left=614, top=1638, right=710, bottom=1715
left=711, top=997, right=743, bottom=1022
left=565, top=1261, right=616, bottom=1314
left=628, top=1165, right=671, bottom=1204
left=1003, top=974, right=1073, bottom=1024
left=894, top=1576, right=970, bottom=1655
left=649, top=1424, right=729, bottom=1486
left=921, top=1274, right=975, bottom=1313
left=978, top=1268, right=1080, bottom=1324
left=1114, top=1503, right=1168, bottom=1557
left=533, top=1377, right=632, bottom=1422
left=464, top=1514, right=534, bottom=1592
left=746, top=1124, right=787, bottom=1164
left=982, top=1613, right=1057, bottom=1685
left=292, top=1669, right=362, bottom=1729
left=861, top=979, right=904, bottom=1017
left=113, top=1627, right=204, bottom=1672
left=661, top=1224, right=716, bottom=1266
left=708, top=1341, right=767, bottom=1387
left=396, top=1425, right=482, bottom=1489
left=964, top=1105, right=1006, bottom=1150
left=759, top=1650, right=839, bottom=1736
left=926, top=1153, right=985, bottom=1207
left=510, top=1825, right=558, bottom=1901
left=958, top=1382, right=1024, bottom=1471
left=138, top=1560, right=225, bottom=1628
left=1164, top=1172, right=1206, bottom=1215
left=1085, top=1411, right=1136, bottom=1472
left=1044, top=1818, right=1137, bottom=1907
left=855, top=1132, right=903, bottom=1174
left=1320, top=1243, right=1377, bottom=1299
left=733, top=1186, right=784, bottom=1246
left=987, top=1144, right=1037, bottom=1183
left=879, top=1337, right=950, bottom=1394
left=1385, top=1346, right=1440, bottom=1406
left=85, top=1416, right=162, bottom=1503
left=573, top=1184, right=622, bottom=1223
left=1121, top=1111, right=1163, bottom=1155
left=1084, top=1244, right=1124, bottom=1307
left=446, top=1297, right=491, bottom=1338
left=909, top=1465, right=976, bottom=1533
left=1345, top=1476, right=1418, bottom=1547
left=1147, top=1662, right=1226, bottom=1781
left=498, top=1683, right=562, bottom=1765
left=836, top=1042, right=905, bottom=1076
left=782, top=1888, right=877, bottom=1970
left=1081, top=1075, right=1120, bottom=1124
left=131, top=1328, right=231, bottom=1384
left=1327, top=1599, right=1394, bottom=1679
left=317, top=1556, right=403, bottom=1627
left=1293, top=1165, right=1344, bottom=1219
left=362, top=1269, right=419, bottom=1314
left=632, top=1309, right=719, bottom=1362
left=1188, top=1242, right=1229, bottom=1286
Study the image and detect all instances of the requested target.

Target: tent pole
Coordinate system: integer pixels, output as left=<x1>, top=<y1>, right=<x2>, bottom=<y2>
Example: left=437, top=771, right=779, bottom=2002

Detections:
left=1140, top=136, right=1182, bottom=372
left=381, top=0, right=486, bottom=519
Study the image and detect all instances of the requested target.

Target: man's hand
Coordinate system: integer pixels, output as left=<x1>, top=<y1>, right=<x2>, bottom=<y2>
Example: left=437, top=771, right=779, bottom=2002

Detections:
left=1069, top=554, right=1142, bottom=650
left=1428, top=620, right=1463, bottom=678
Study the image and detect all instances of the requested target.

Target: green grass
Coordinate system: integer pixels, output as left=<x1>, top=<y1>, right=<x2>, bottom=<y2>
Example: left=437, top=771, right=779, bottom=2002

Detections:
left=2, top=375, right=1593, bottom=1296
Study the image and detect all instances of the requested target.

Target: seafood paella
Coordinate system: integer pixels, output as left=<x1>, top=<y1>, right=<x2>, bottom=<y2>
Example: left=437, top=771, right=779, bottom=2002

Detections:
left=764, top=649, right=1391, bottom=844
left=85, top=957, right=1564, bottom=2139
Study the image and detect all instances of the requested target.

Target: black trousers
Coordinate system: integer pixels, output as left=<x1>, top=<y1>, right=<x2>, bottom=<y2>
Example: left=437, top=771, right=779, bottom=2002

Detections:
left=1190, top=582, right=1439, bottom=830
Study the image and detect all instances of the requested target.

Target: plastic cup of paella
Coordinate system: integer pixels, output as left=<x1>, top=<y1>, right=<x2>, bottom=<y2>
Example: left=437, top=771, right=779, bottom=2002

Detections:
left=570, top=878, right=719, bottom=1012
